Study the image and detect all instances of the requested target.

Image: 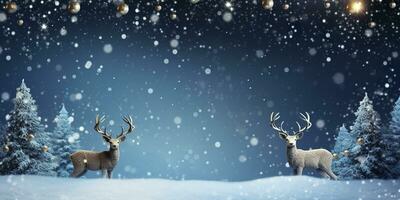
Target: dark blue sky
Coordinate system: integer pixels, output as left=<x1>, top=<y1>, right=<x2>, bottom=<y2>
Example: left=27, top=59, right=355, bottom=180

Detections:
left=0, top=0, right=399, bottom=181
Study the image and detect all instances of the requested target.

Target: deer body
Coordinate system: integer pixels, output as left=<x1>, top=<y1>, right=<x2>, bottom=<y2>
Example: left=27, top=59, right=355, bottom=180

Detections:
left=70, top=115, right=134, bottom=179
left=270, top=112, right=337, bottom=180
left=286, top=145, right=335, bottom=178
left=70, top=149, right=119, bottom=178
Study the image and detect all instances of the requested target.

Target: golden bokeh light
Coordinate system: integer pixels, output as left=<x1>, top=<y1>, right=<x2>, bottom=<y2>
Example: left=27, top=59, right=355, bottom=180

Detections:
left=348, top=0, right=365, bottom=14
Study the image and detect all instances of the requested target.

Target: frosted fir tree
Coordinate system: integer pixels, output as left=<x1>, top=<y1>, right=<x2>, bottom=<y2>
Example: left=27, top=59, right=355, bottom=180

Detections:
left=383, top=96, right=400, bottom=178
left=0, top=79, right=56, bottom=176
left=390, top=96, right=400, bottom=133
left=357, top=121, right=390, bottom=178
left=0, top=126, right=6, bottom=159
left=52, top=104, right=80, bottom=177
left=332, top=125, right=359, bottom=179
left=350, top=93, right=388, bottom=179
left=333, top=125, right=354, bottom=154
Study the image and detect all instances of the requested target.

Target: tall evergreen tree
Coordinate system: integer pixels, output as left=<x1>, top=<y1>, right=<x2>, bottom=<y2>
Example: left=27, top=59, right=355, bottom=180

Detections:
left=350, top=93, right=388, bottom=178
left=0, top=126, right=6, bottom=160
left=52, top=104, right=80, bottom=177
left=384, top=96, right=400, bottom=178
left=0, top=79, right=56, bottom=176
left=332, top=124, right=359, bottom=179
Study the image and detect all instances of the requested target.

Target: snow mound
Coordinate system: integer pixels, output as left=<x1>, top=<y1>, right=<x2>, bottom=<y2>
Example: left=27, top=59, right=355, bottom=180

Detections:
left=0, top=175, right=399, bottom=200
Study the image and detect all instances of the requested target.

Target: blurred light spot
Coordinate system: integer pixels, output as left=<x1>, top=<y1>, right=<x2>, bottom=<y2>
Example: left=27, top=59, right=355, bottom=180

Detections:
left=316, top=119, right=325, bottom=129
left=0, top=13, right=7, bottom=22
left=174, top=116, right=182, bottom=125
left=332, top=72, right=345, bottom=85
left=103, top=44, right=113, bottom=54
left=222, top=12, right=233, bottom=22
left=238, top=155, right=247, bottom=163
left=214, top=141, right=221, bottom=148
left=84, top=61, right=92, bottom=69
left=1, top=92, right=10, bottom=101
left=205, top=68, right=211, bottom=75
left=250, top=137, right=258, bottom=146
left=256, top=50, right=264, bottom=58
left=308, top=48, right=317, bottom=56
left=170, top=39, right=179, bottom=48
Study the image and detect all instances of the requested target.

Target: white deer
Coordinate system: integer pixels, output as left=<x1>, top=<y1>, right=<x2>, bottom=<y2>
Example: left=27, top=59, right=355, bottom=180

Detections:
left=70, top=115, right=135, bottom=178
left=270, top=112, right=337, bottom=180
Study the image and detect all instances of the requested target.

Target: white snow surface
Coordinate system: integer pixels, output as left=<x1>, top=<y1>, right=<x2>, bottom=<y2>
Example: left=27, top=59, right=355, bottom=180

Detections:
left=0, top=175, right=399, bottom=200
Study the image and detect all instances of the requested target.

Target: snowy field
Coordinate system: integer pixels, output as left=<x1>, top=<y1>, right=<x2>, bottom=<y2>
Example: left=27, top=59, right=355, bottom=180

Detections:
left=0, top=175, right=399, bottom=200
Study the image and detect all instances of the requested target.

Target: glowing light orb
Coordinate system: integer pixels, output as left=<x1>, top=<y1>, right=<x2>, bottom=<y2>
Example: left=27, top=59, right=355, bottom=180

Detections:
left=348, top=0, right=365, bottom=14
left=262, top=0, right=274, bottom=10
left=389, top=2, right=396, bottom=9
left=117, top=3, right=129, bottom=15
left=67, top=1, right=80, bottom=14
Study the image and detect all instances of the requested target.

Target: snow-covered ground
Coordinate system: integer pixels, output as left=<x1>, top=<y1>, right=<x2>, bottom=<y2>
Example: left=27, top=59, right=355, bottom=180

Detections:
left=0, top=175, right=399, bottom=200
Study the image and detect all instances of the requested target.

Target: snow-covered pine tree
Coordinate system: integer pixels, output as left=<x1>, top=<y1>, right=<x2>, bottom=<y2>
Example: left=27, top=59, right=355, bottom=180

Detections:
left=351, top=93, right=389, bottom=179
left=390, top=96, right=400, bottom=133
left=0, top=126, right=6, bottom=161
left=333, top=125, right=354, bottom=155
left=384, top=96, right=400, bottom=178
left=332, top=124, right=359, bottom=179
left=52, top=104, right=80, bottom=177
left=0, top=79, right=56, bottom=176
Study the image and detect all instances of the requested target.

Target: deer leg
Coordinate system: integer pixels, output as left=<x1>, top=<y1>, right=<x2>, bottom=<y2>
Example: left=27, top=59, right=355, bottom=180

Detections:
left=318, top=169, right=330, bottom=179
left=70, top=164, right=85, bottom=177
left=71, top=168, right=87, bottom=178
left=70, top=169, right=80, bottom=178
left=102, top=170, right=108, bottom=178
left=325, top=168, right=338, bottom=180
left=295, top=167, right=303, bottom=175
left=107, top=169, right=113, bottom=179
left=77, top=169, right=87, bottom=177
left=321, top=172, right=330, bottom=179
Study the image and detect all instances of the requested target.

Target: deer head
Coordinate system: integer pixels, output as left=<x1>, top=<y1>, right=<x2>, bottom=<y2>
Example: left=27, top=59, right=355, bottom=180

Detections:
left=270, top=112, right=312, bottom=147
left=94, top=115, right=135, bottom=150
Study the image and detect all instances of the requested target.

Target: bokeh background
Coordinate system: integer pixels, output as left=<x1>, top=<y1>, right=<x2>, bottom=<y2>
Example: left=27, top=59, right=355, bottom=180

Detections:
left=0, top=0, right=399, bottom=181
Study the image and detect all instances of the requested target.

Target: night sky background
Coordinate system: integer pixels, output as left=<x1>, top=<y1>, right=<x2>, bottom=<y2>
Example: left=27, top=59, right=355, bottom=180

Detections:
left=0, top=0, right=399, bottom=181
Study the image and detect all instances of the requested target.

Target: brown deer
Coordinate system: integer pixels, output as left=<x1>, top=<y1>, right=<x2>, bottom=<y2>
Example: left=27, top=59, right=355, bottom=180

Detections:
left=270, top=112, right=337, bottom=180
left=70, top=115, right=135, bottom=178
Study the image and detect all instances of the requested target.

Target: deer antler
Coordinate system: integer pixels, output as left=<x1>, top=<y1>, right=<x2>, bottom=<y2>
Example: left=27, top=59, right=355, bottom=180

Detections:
left=270, top=112, right=288, bottom=136
left=117, top=115, right=135, bottom=140
left=94, top=115, right=111, bottom=140
left=293, top=112, right=312, bottom=135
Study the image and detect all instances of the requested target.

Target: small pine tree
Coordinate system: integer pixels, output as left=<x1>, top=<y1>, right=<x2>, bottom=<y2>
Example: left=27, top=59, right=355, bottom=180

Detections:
left=389, top=97, right=400, bottom=133
left=52, top=104, right=80, bottom=177
left=350, top=93, right=388, bottom=179
left=332, top=124, right=359, bottom=179
left=333, top=125, right=354, bottom=153
left=0, top=80, right=56, bottom=176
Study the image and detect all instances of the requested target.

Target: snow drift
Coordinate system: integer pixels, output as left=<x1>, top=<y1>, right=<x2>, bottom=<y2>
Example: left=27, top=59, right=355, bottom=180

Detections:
left=0, top=175, right=399, bottom=200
